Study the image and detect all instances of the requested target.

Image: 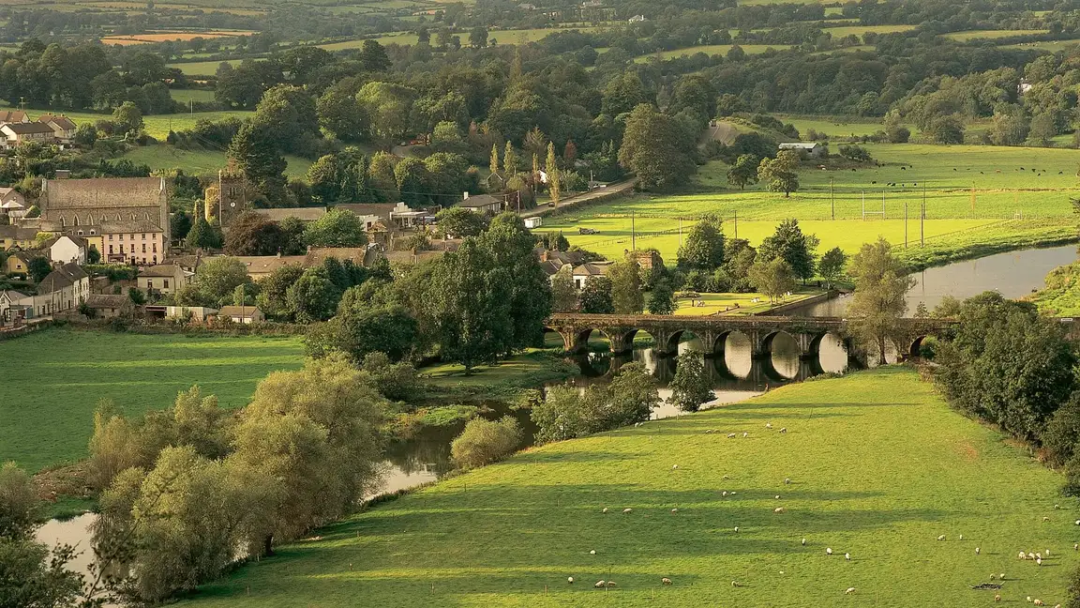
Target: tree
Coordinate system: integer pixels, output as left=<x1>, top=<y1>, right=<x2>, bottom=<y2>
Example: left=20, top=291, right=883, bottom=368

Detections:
left=503, top=141, right=518, bottom=176
left=846, top=238, right=916, bottom=363
left=395, top=157, right=430, bottom=208
left=818, top=247, right=846, bottom=288
left=469, top=26, right=489, bottom=48
left=667, top=351, right=714, bottom=412
left=618, top=104, right=696, bottom=190
left=113, top=101, right=144, bottom=135
left=87, top=244, right=101, bottom=264
left=256, top=264, right=304, bottom=320
left=1030, top=112, right=1057, bottom=146
left=228, top=119, right=287, bottom=200
left=436, top=207, right=487, bottom=238
left=302, top=208, right=367, bottom=247
left=479, top=213, right=553, bottom=351
left=609, top=255, right=644, bottom=314
left=748, top=257, right=796, bottom=302
left=757, top=150, right=800, bottom=196
left=176, top=256, right=247, bottom=307
left=580, top=276, right=614, bottom=314
left=677, top=219, right=725, bottom=271
left=317, top=77, right=366, bottom=142
left=450, top=417, right=522, bottom=470
left=286, top=267, right=342, bottom=323
left=647, top=278, right=676, bottom=315
left=838, top=144, right=872, bottom=163
left=224, top=211, right=286, bottom=256
left=551, top=265, right=578, bottom=313
left=185, top=217, right=223, bottom=250
left=545, top=141, right=560, bottom=206
left=757, top=218, right=816, bottom=283
left=28, top=257, right=51, bottom=282
left=883, top=110, right=910, bottom=143
left=358, top=40, right=391, bottom=72
left=306, top=301, right=418, bottom=363
left=727, top=154, right=760, bottom=189
left=988, top=108, right=1029, bottom=146
left=935, top=292, right=1076, bottom=442
left=928, top=115, right=964, bottom=144
left=606, top=362, right=661, bottom=426
left=0, top=462, right=38, bottom=540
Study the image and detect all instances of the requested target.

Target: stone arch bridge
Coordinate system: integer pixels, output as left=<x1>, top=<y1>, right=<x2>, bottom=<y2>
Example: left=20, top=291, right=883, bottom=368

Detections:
left=545, top=313, right=959, bottom=361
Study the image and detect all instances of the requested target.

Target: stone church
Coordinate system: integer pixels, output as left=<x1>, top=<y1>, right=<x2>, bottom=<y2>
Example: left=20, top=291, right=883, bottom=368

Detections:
left=38, top=176, right=171, bottom=241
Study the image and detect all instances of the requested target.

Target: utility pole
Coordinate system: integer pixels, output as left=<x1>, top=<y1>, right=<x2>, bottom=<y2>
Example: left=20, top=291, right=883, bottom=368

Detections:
left=830, top=178, right=835, bottom=220
left=970, top=181, right=976, bottom=218
left=921, top=183, right=925, bottom=247
left=904, top=199, right=908, bottom=249
left=631, top=210, right=636, bottom=251
left=733, top=210, right=738, bottom=240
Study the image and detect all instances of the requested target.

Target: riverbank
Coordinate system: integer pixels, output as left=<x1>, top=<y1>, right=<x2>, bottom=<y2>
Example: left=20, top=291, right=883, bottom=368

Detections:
left=176, top=366, right=1077, bottom=607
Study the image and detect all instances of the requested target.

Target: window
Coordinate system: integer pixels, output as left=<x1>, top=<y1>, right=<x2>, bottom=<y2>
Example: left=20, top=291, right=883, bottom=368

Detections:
left=163, top=279, right=169, bottom=289
left=77, top=230, right=83, bottom=236
left=152, top=244, right=157, bottom=253
left=108, top=245, right=113, bottom=254
left=108, top=234, right=114, bottom=241
left=141, top=244, right=146, bottom=253
left=119, top=234, right=123, bottom=241
left=141, top=234, right=146, bottom=240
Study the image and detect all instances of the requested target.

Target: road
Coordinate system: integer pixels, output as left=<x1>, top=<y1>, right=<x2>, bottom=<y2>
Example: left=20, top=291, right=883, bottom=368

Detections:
left=516, top=178, right=636, bottom=219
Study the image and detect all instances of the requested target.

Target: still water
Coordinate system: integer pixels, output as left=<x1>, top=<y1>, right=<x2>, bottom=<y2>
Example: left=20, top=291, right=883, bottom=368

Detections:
left=796, top=244, right=1077, bottom=317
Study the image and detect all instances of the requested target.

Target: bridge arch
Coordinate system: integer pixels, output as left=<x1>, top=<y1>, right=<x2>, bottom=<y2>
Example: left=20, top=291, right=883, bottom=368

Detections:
left=664, top=329, right=706, bottom=356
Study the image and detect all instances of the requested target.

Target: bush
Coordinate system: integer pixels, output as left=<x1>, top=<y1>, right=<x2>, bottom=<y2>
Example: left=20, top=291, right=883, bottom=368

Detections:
left=450, top=416, right=522, bottom=470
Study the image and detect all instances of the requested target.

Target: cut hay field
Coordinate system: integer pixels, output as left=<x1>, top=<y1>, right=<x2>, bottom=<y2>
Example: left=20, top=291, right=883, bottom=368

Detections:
left=944, top=29, right=1049, bottom=41
left=101, top=29, right=255, bottom=45
left=543, top=143, right=1080, bottom=264
left=0, top=330, right=305, bottom=473
left=634, top=44, right=792, bottom=62
left=123, top=143, right=313, bottom=178
left=180, top=367, right=1079, bottom=607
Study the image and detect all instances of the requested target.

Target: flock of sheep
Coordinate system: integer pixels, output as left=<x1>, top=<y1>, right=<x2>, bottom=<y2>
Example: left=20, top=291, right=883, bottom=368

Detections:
left=562, top=418, right=1074, bottom=604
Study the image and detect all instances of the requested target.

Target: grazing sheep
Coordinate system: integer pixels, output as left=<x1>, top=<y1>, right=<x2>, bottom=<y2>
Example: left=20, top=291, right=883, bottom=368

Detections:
left=995, top=594, right=1001, bottom=602
left=845, top=553, right=851, bottom=561
left=1046, top=549, right=1051, bottom=557
left=723, top=491, right=728, bottom=497
left=845, top=587, right=856, bottom=595
left=1036, top=552, right=1042, bottom=560
left=743, top=432, right=749, bottom=438
left=662, top=577, right=672, bottom=585
left=731, top=580, right=741, bottom=588
left=1074, top=544, right=1078, bottom=551
left=606, top=581, right=616, bottom=588
left=774, top=507, right=785, bottom=514
left=590, top=550, right=596, bottom=555
left=775, top=495, right=781, bottom=499
left=976, top=547, right=980, bottom=555
left=802, top=538, right=807, bottom=546
left=827, top=548, right=833, bottom=555
left=1037, top=557, right=1043, bottom=566
left=602, top=508, right=608, bottom=514
left=784, top=478, right=792, bottom=485
left=623, top=508, right=632, bottom=514
left=1034, top=600, right=1044, bottom=606
left=731, top=491, right=737, bottom=495
left=734, top=526, right=740, bottom=533
left=705, top=429, right=713, bottom=434
left=1044, top=516, right=1051, bottom=522
left=568, top=577, right=574, bottom=584
left=938, top=535, right=946, bottom=541
left=959, top=534, right=964, bottom=540
left=1000, top=573, right=1005, bottom=580
left=672, top=465, right=678, bottom=470
left=1019, top=551, right=1027, bottom=560
left=780, top=428, right=787, bottom=433
left=766, top=423, right=773, bottom=429
left=990, top=574, right=996, bottom=580
left=728, top=433, right=737, bottom=439
left=671, top=508, right=678, bottom=514
left=595, top=580, right=605, bottom=588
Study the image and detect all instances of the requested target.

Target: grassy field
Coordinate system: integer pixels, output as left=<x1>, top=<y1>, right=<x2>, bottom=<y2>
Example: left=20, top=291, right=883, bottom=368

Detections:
left=181, top=367, right=1078, bottom=607
left=169, top=88, right=218, bottom=104
left=1001, top=40, right=1080, bottom=52
left=672, top=290, right=820, bottom=316
left=0, top=330, right=305, bottom=473
left=944, top=29, right=1049, bottom=41
left=543, top=143, right=1079, bottom=264
left=0, top=107, right=254, bottom=139
left=774, top=115, right=922, bottom=139
left=635, top=44, right=793, bottom=62
left=123, top=143, right=313, bottom=178
left=819, top=24, right=916, bottom=37
left=168, top=59, right=245, bottom=76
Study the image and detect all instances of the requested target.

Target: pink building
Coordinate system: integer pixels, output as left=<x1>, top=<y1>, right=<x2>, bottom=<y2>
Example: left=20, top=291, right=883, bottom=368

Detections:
left=101, top=221, right=165, bottom=265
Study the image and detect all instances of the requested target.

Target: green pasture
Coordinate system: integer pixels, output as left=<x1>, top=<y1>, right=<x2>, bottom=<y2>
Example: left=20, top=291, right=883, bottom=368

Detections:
left=181, top=367, right=1078, bottom=607
left=543, top=143, right=1080, bottom=263
left=0, top=330, right=304, bottom=473
left=0, top=107, right=254, bottom=139
left=1000, top=40, right=1080, bottom=52
left=169, top=88, right=218, bottom=104
left=123, top=143, right=312, bottom=178
left=167, top=59, right=245, bottom=76
left=819, top=24, right=916, bottom=37
left=359, top=26, right=600, bottom=48
left=672, top=289, right=820, bottom=316
left=944, top=29, right=1049, bottom=41
left=635, top=44, right=793, bottom=62
left=773, top=115, right=903, bottom=138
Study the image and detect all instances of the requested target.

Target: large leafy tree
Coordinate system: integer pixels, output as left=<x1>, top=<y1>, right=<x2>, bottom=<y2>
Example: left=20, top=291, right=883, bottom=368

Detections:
left=757, top=149, right=800, bottom=196
left=818, top=247, right=847, bottom=288
left=302, top=208, right=367, bottom=247
left=227, top=119, right=287, bottom=201
left=286, top=267, right=342, bottom=322
left=667, top=351, right=714, bottom=412
left=757, top=219, right=816, bottom=282
left=727, top=154, right=760, bottom=189
left=647, top=278, right=676, bottom=315
left=936, top=292, right=1077, bottom=442
left=580, top=276, right=614, bottom=314
left=551, top=265, right=578, bottom=313
left=436, top=206, right=488, bottom=238
left=479, top=213, right=552, bottom=350
left=224, top=211, right=287, bottom=256
left=846, top=238, right=915, bottom=363
left=677, top=219, right=725, bottom=271
left=748, top=257, right=796, bottom=302
left=609, top=255, right=644, bottom=314
left=618, top=103, right=696, bottom=190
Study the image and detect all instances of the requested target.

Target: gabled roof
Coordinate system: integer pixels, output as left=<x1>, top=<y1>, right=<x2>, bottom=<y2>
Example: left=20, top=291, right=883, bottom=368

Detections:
left=37, top=115, right=77, bottom=130
left=86, top=294, right=132, bottom=309
left=459, top=194, right=503, bottom=209
left=138, top=264, right=182, bottom=278
left=2, top=122, right=56, bottom=135
left=0, top=225, right=39, bottom=240
left=99, top=221, right=164, bottom=234
left=42, top=177, right=166, bottom=209
left=778, top=142, right=822, bottom=150
left=306, top=247, right=368, bottom=266
left=52, top=235, right=88, bottom=248
left=8, top=249, right=45, bottom=264
left=233, top=255, right=306, bottom=275
left=335, top=203, right=398, bottom=220
left=0, top=110, right=28, bottom=123
left=539, top=260, right=570, bottom=276
left=572, top=261, right=613, bottom=276
left=0, top=289, right=28, bottom=301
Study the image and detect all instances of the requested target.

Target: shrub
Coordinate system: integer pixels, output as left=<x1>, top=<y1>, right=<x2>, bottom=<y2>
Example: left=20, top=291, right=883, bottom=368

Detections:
left=450, top=417, right=522, bottom=470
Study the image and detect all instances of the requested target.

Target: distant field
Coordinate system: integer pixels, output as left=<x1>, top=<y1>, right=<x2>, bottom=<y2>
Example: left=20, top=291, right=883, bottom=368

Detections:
left=101, top=29, right=255, bottom=45
left=820, top=24, right=916, bottom=37
left=0, top=107, right=254, bottom=139
left=944, top=29, right=1049, bottom=41
left=168, top=59, right=245, bottom=76
left=0, top=330, right=305, bottom=473
left=170, top=88, right=217, bottom=104
left=542, top=143, right=1080, bottom=263
left=355, top=26, right=600, bottom=48
left=1000, top=40, right=1080, bottom=52
left=181, top=367, right=1080, bottom=608
left=635, top=44, right=794, bottom=62
left=123, top=143, right=313, bottom=178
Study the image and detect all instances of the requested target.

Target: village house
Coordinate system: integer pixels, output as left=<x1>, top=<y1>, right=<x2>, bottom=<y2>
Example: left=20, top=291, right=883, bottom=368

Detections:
left=0, top=122, right=56, bottom=150
left=217, top=305, right=265, bottom=324
left=572, top=261, right=614, bottom=289
left=84, top=294, right=134, bottom=319
left=778, top=142, right=826, bottom=158
left=3, top=250, right=43, bottom=276
left=165, top=306, right=217, bottom=322
left=458, top=193, right=504, bottom=215
left=48, top=235, right=88, bottom=265
left=38, top=176, right=171, bottom=242
left=100, top=221, right=165, bottom=265
left=137, top=264, right=194, bottom=298
left=0, top=188, right=27, bottom=220
left=24, top=263, right=90, bottom=317
left=230, top=247, right=376, bottom=281
left=37, top=115, right=77, bottom=146
left=0, top=289, right=30, bottom=323
left=0, top=225, right=40, bottom=250
left=0, top=110, right=29, bottom=125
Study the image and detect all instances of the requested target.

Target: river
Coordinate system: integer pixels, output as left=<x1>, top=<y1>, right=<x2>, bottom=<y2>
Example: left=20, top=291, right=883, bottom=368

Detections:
left=38, top=244, right=1076, bottom=582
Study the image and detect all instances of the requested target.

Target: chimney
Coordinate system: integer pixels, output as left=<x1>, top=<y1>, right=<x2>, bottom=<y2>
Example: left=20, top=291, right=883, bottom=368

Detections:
left=541, top=249, right=549, bottom=262
left=463, top=191, right=469, bottom=200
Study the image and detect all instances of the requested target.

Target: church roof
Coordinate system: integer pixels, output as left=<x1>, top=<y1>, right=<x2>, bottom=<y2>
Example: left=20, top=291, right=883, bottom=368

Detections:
left=43, top=177, right=166, bottom=209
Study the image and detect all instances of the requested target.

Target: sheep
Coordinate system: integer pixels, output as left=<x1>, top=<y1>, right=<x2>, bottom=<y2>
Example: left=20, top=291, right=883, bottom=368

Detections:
left=568, top=577, right=574, bottom=584
left=1037, top=557, right=1043, bottom=566
left=743, top=432, right=749, bottom=438
left=1034, top=600, right=1044, bottom=606
left=1044, top=516, right=1051, bottom=522
left=937, top=535, right=946, bottom=541
left=801, top=538, right=807, bottom=546
left=723, top=491, right=728, bottom=497
left=1075, top=519, right=1080, bottom=525
left=606, top=581, right=616, bottom=588
left=1000, top=573, right=1005, bottom=580
left=661, top=577, right=672, bottom=585
left=731, top=491, right=737, bottom=495
left=976, top=547, right=981, bottom=555
left=1046, top=549, right=1051, bottom=557
left=594, top=580, right=606, bottom=588
left=845, top=587, right=856, bottom=594
left=1020, top=551, right=1028, bottom=560
left=990, top=573, right=996, bottom=580
left=623, top=508, right=632, bottom=514
left=845, top=553, right=851, bottom=561
left=959, top=534, right=964, bottom=540
left=734, top=526, right=740, bottom=533
left=671, top=508, right=678, bottom=514
left=672, top=464, right=679, bottom=470
left=826, top=548, right=833, bottom=555
left=1074, top=543, right=1078, bottom=551
left=590, top=550, right=596, bottom=555
left=602, top=508, right=609, bottom=514
left=728, top=433, right=737, bottom=439
left=780, top=428, right=787, bottom=433
left=784, top=478, right=792, bottom=485
left=995, top=594, right=1001, bottom=602
left=774, top=507, right=785, bottom=514
left=765, top=423, right=773, bottom=429
left=775, top=495, right=781, bottom=499
left=1036, top=552, right=1043, bottom=560
left=731, top=580, right=741, bottom=588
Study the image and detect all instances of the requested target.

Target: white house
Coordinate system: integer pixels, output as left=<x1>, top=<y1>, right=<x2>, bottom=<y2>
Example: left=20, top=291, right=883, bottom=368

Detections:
left=778, top=142, right=826, bottom=158
left=572, top=261, right=613, bottom=289
left=49, top=235, right=88, bottom=265
left=19, top=263, right=89, bottom=318
left=217, top=306, right=265, bottom=324
left=0, top=188, right=27, bottom=220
